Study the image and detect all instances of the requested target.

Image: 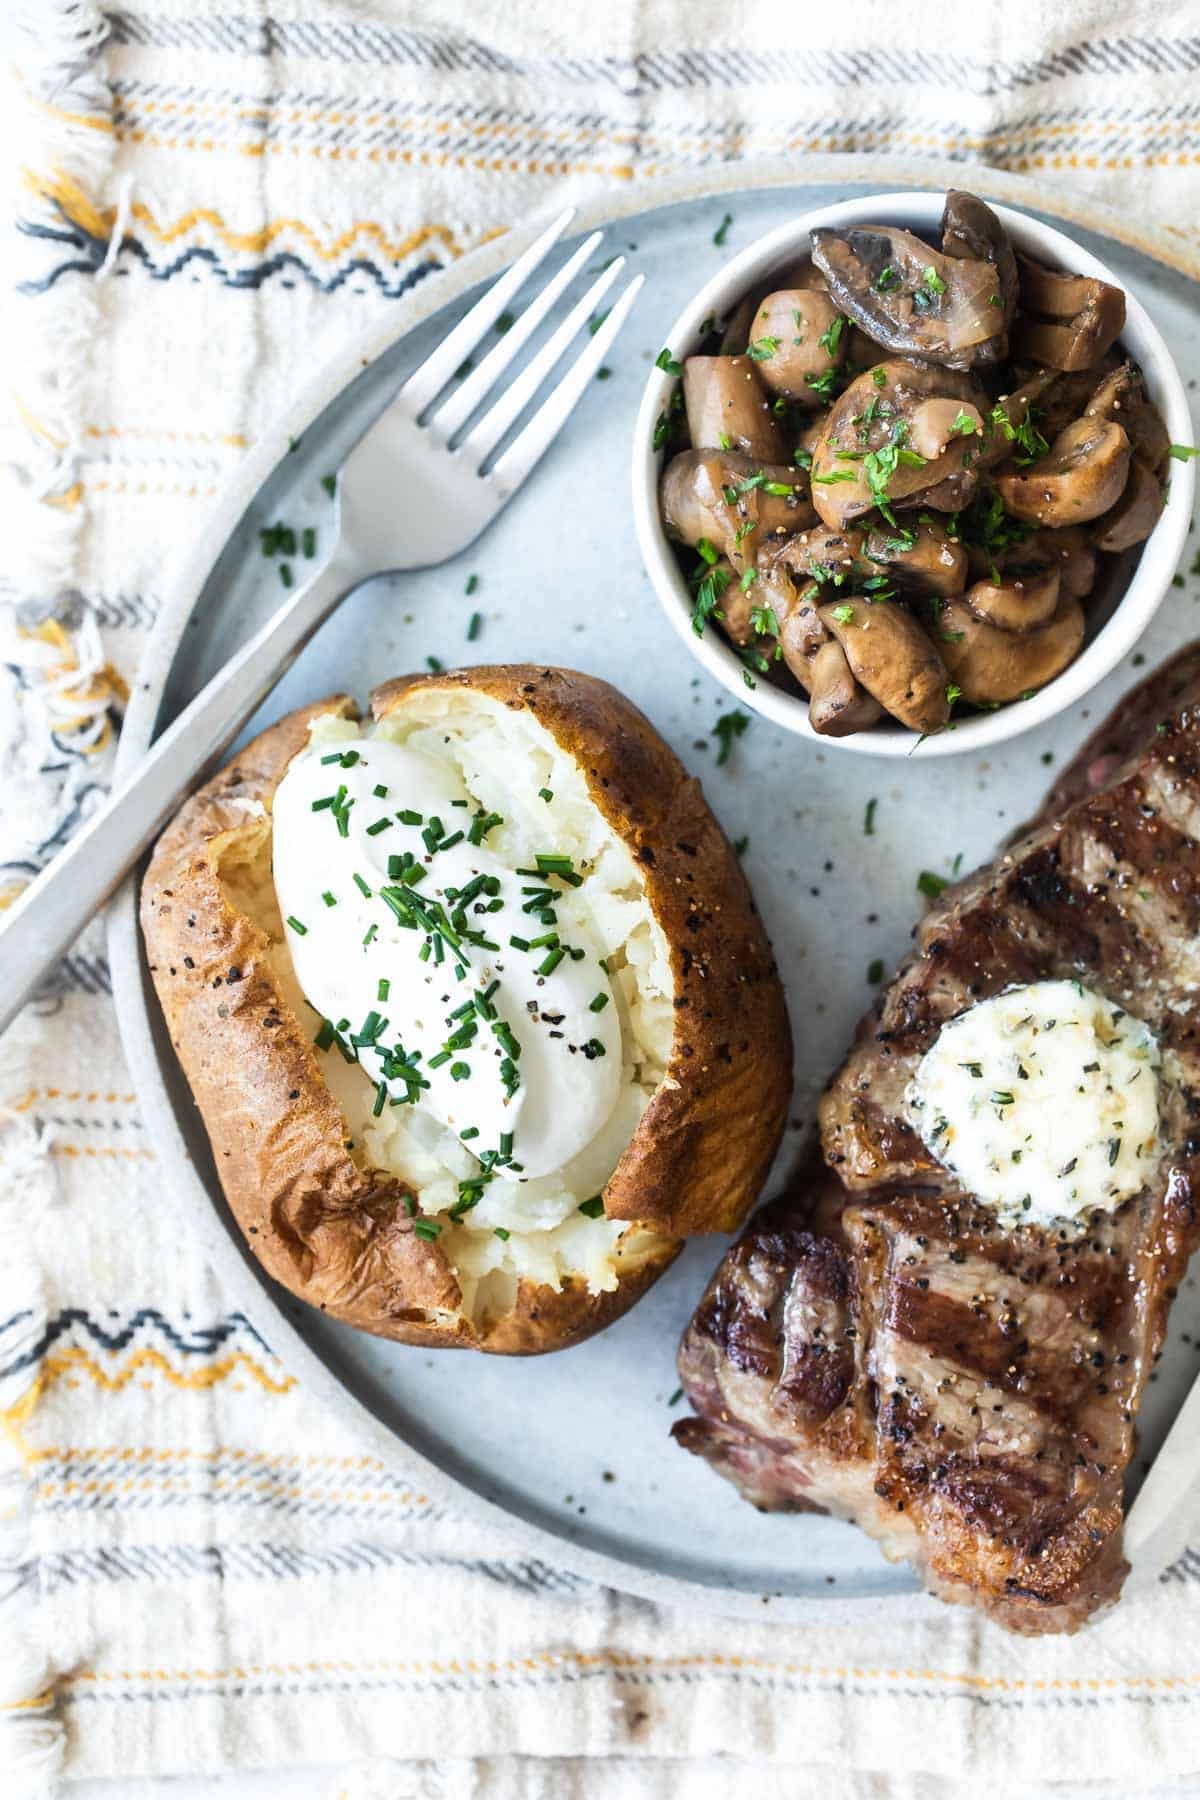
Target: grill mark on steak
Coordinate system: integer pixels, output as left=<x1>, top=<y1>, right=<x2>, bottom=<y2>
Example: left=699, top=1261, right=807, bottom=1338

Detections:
left=675, top=644, right=1200, bottom=1635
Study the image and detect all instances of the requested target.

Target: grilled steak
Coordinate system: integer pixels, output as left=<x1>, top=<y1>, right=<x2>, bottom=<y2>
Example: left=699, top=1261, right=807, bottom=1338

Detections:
left=675, top=645, right=1200, bottom=1634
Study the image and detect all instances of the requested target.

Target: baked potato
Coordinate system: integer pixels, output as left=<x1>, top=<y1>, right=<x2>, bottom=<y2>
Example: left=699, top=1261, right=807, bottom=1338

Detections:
left=141, top=665, right=791, bottom=1354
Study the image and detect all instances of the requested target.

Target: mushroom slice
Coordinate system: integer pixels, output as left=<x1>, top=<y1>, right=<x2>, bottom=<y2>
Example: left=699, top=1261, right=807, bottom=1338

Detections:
left=807, top=638, right=885, bottom=736
left=863, top=520, right=968, bottom=597
left=962, top=568, right=1060, bottom=632
left=980, top=528, right=1098, bottom=602
left=937, top=596, right=1086, bottom=703
left=682, top=356, right=787, bottom=460
left=1014, top=257, right=1126, bottom=372
left=809, top=360, right=984, bottom=530
left=810, top=224, right=1005, bottom=368
left=1085, top=362, right=1172, bottom=475
left=940, top=190, right=1019, bottom=329
left=769, top=524, right=868, bottom=588
left=660, top=450, right=815, bottom=571
left=994, top=417, right=1131, bottom=527
left=906, top=397, right=985, bottom=461
left=770, top=576, right=828, bottom=687
left=1093, top=457, right=1164, bottom=553
left=818, top=597, right=950, bottom=733
left=745, top=290, right=846, bottom=404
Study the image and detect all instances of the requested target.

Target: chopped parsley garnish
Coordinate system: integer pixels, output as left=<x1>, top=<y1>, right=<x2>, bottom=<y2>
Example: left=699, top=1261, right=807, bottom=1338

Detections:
left=867, top=959, right=884, bottom=984
left=712, top=708, right=750, bottom=766
left=655, top=347, right=683, bottom=376
left=578, top=1196, right=606, bottom=1218
left=831, top=603, right=855, bottom=624
left=691, top=561, right=731, bottom=636
left=917, top=870, right=948, bottom=899
left=951, top=409, right=979, bottom=437
left=1169, top=444, right=1200, bottom=461
left=806, top=368, right=841, bottom=400
left=875, top=265, right=899, bottom=290
left=713, top=213, right=733, bottom=247
left=817, top=315, right=846, bottom=357
left=746, top=336, right=781, bottom=362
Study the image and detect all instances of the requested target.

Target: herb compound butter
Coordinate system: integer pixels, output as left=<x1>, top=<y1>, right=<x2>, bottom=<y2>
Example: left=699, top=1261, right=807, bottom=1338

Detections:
left=907, top=979, right=1161, bottom=1227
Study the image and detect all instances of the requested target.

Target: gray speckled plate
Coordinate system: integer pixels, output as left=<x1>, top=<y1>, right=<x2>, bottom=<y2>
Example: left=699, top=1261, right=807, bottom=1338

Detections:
left=108, top=158, right=1200, bottom=1622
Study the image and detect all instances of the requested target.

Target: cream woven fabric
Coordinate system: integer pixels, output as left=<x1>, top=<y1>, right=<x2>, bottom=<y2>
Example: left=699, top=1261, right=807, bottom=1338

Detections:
left=4, top=2, right=1200, bottom=1793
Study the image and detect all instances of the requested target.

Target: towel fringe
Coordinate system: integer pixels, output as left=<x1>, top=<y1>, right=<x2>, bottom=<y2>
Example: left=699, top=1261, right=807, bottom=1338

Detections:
left=2, top=1, right=118, bottom=916
left=2, top=11, right=113, bottom=1789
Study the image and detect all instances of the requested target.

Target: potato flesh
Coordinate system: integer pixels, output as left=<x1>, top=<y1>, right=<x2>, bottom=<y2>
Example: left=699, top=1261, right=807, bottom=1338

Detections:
left=268, top=703, right=676, bottom=1323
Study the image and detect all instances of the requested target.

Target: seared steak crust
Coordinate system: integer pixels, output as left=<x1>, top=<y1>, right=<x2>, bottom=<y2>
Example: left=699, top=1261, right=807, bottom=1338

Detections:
left=675, top=646, right=1200, bottom=1634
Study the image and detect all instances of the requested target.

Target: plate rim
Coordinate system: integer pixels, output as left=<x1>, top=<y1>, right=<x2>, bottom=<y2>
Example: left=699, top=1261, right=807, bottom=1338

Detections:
left=107, top=153, right=1200, bottom=1623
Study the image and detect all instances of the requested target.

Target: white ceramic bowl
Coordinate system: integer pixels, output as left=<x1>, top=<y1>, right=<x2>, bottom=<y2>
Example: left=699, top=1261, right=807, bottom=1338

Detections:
left=631, top=191, right=1194, bottom=758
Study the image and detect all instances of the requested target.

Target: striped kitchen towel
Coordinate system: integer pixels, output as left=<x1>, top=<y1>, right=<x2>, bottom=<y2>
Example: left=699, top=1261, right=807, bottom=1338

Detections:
left=5, top=1, right=1200, bottom=1793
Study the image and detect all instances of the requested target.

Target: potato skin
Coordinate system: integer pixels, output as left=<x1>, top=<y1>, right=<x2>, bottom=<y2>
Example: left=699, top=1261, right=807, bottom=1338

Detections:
left=142, top=666, right=791, bottom=1353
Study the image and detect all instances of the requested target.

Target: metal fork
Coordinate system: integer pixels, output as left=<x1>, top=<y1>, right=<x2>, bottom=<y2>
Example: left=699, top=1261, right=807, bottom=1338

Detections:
left=0, top=209, right=642, bottom=1034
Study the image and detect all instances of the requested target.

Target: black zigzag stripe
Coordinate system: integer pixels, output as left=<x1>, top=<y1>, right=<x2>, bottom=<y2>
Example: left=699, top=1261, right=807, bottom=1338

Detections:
left=87, top=593, right=161, bottom=632
left=0, top=1307, right=274, bottom=1379
left=25, top=1539, right=588, bottom=1595
left=105, top=15, right=1200, bottom=96
left=20, top=227, right=443, bottom=300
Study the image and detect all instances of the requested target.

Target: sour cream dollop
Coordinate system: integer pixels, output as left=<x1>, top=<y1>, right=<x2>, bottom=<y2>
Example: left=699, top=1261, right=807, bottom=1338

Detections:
left=271, top=735, right=621, bottom=1179
left=906, top=979, right=1161, bottom=1228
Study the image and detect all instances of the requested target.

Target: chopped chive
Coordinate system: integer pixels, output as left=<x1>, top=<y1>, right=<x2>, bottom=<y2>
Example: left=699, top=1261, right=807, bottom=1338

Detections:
left=373, top=783, right=389, bottom=798
left=413, top=1219, right=441, bottom=1240
left=286, top=915, right=308, bottom=935
left=509, top=935, right=530, bottom=951
left=450, top=1062, right=471, bottom=1081
left=538, top=788, right=553, bottom=803
left=579, top=1196, right=605, bottom=1218
left=397, top=809, right=423, bottom=826
left=460, top=1127, right=480, bottom=1141
left=363, top=923, right=377, bottom=946
left=467, top=611, right=482, bottom=641
left=589, top=993, right=609, bottom=1012
left=373, top=1082, right=387, bottom=1117
left=366, top=818, right=392, bottom=836
left=377, top=978, right=390, bottom=1001
left=465, top=573, right=479, bottom=595
left=302, top=527, right=316, bottom=558
left=314, top=1020, right=335, bottom=1051
left=537, top=947, right=565, bottom=976
left=321, top=473, right=336, bottom=497
left=499, top=1131, right=513, bottom=1157
left=493, top=1227, right=511, bottom=1241
left=353, top=872, right=372, bottom=898
left=426, top=656, right=443, bottom=673
left=322, top=890, right=336, bottom=907
left=279, top=563, right=293, bottom=588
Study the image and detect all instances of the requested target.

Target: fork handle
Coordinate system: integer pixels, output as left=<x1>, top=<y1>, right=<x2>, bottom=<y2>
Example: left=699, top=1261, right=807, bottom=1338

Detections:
left=0, top=546, right=360, bottom=1037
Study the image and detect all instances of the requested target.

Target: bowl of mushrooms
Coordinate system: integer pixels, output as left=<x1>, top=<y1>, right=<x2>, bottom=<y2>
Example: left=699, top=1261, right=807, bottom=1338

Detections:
left=632, top=190, right=1194, bottom=755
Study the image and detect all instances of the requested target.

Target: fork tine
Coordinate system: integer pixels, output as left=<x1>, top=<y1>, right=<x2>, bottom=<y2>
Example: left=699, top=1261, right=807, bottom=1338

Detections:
left=486, top=275, right=644, bottom=494
left=460, top=258, right=629, bottom=469
left=427, top=232, right=606, bottom=447
left=399, top=207, right=576, bottom=416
